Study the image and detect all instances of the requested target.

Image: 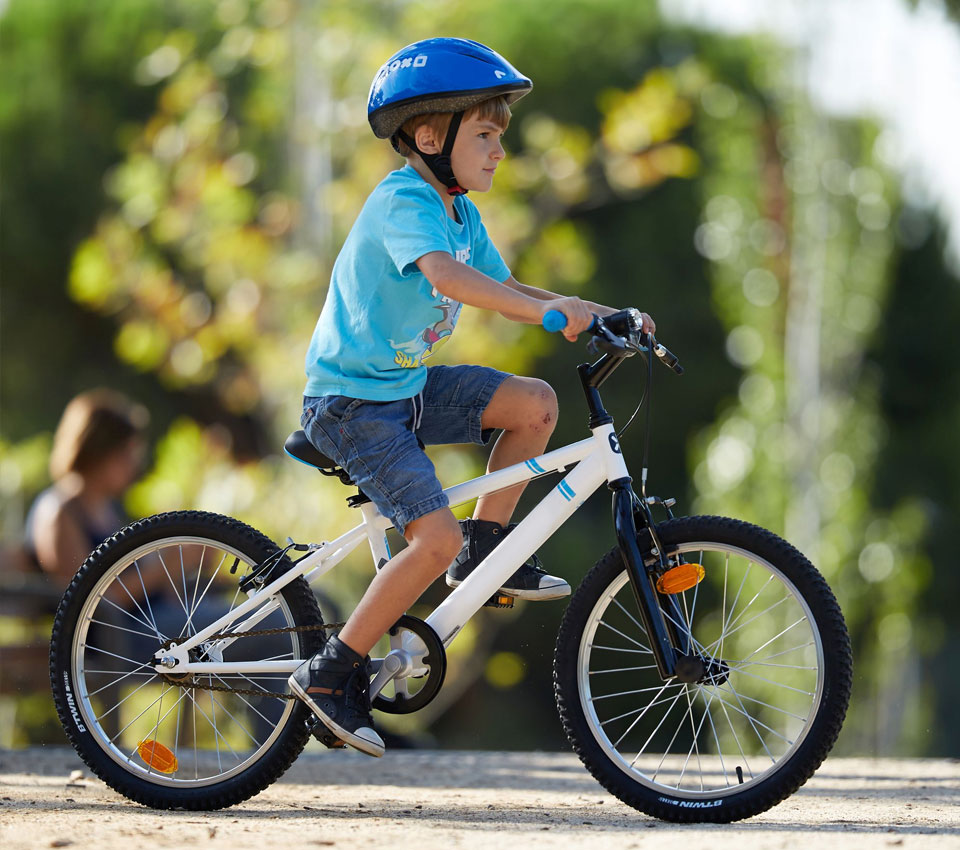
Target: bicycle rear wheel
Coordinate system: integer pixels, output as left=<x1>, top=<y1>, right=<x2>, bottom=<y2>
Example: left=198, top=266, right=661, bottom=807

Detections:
left=50, top=510, right=325, bottom=810
left=554, top=515, right=852, bottom=822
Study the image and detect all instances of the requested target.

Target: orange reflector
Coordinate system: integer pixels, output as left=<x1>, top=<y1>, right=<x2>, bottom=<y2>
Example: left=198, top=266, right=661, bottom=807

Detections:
left=137, top=740, right=178, bottom=774
left=656, top=563, right=705, bottom=594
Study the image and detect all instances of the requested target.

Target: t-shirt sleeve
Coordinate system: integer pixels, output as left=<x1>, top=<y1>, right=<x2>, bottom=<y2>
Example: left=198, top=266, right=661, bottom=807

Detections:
left=382, top=186, right=452, bottom=276
left=467, top=206, right=511, bottom=283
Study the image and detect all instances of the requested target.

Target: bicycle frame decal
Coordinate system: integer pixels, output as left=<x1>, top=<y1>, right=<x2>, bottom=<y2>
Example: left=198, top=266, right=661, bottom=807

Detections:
left=154, top=422, right=629, bottom=671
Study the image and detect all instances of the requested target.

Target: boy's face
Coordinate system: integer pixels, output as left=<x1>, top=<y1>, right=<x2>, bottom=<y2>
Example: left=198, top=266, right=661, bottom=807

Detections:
left=447, top=112, right=507, bottom=192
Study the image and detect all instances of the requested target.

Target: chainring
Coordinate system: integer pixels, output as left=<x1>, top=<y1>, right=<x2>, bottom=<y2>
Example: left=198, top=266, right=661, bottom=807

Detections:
left=371, top=614, right=446, bottom=715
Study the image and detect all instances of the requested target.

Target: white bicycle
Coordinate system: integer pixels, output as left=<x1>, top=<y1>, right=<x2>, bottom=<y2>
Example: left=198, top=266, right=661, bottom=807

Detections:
left=49, top=308, right=852, bottom=822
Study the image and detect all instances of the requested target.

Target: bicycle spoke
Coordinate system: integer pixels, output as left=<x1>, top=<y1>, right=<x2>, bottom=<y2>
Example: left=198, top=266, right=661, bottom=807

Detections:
left=183, top=546, right=207, bottom=639
left=612, top=680, right=674, bottom=749
left=589, top=643, right=652, bottom=654
left=600, top=690, right=683, bottom=728
left=202, top=690, right=261, bottom=750
left=210, top=674, right=281, bottom=726
left=84, top=668, right=155, bottom=679
left=726, top=616, right=810, bottom=666
left=109, top=686, right=169, bottom=745
left=702, top=689, right=731, bottom=787
left=715, top=574, right=775, bottom=643
left=98, top=595, right=163, bottom=640
left=186, top=689, right=245, bottom=762
left=651, top=685, right=693, bottom=782
left=84, top=644, right=155, bottom=668
left=589, top=664, right=659, bottom=675
left=676, top=686, right=705, bottom=790
left=134, top=560, right=161, bottom=643
left=629, top=686, right=688, bottom=768
left=721, top=689, right=810, bottom=723
left=210, top=688, right=222, bottom=774
left=591, top=682, right=683, bottom=702
left=742, top=640, right=815, bottom=666
left=719, top=559, right=752, bottom=643
left=713, top=685, right=791, bottom=750
left=733, top=660, right=817, bottom=672
left=156, top=549, right=190, bottom=621
left=191, top=551, right=230, bottom=625
left=597, top=620, right=651, bottom=652
left=717, top=693, right=754, bottom=780
left=93, top=675, right=157, bottom=723
left=611, top=597, right=651, bottom=645
left=728, top=665, right=814, bottom=696
left=179, top=545, right=190, bottom=635
left=703, top=593, right=794, bottom=656
left=110, top=575, right=165, bottom=643
left=89, top=618, right=161, bottom=642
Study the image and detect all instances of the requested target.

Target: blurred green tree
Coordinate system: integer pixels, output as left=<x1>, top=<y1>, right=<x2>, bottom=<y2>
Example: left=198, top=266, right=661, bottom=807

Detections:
left=2, top=0, right=957, bottom=757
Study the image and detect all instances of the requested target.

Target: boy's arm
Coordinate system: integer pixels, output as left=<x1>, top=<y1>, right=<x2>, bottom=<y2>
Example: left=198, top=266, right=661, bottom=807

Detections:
left=499, top=276, right=617, bottom=322
left=415, top=252, right=594, bottom=340
left=503, top=276, right=657, bottom=334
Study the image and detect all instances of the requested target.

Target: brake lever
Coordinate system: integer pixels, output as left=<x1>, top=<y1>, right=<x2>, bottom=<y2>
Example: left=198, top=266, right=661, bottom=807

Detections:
left=587, top=318, right=630, bottom=356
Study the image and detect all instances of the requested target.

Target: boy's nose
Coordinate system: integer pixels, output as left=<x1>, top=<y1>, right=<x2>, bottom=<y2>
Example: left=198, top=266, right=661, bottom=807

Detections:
left=492, top=141, right=505, bottom=161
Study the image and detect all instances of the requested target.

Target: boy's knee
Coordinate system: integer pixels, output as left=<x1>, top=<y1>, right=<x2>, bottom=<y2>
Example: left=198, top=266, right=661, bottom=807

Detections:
left=525, top=379, right=558, bottom=434
left=404, top=509, right=463, bottom=562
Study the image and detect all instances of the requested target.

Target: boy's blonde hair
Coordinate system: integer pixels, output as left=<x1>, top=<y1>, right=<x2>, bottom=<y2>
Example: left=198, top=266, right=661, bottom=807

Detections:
left=396, top=95, right=512, bottom=158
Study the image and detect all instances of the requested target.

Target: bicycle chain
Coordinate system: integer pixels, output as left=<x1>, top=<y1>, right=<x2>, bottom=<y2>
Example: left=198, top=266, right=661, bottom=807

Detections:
left=159, top=620, right=346, bottom=701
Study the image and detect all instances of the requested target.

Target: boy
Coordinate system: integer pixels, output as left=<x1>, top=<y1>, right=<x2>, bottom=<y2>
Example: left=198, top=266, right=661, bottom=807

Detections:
left=288, top=38, right=655, bottom=757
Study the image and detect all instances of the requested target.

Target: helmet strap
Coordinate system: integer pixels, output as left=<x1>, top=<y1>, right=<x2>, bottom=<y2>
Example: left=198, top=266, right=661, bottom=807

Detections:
left=395, top=111, right=467, bottom=196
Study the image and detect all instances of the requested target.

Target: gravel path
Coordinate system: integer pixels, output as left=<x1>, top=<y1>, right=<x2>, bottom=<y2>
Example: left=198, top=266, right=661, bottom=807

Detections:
left=0, top=747, right=957, bottom=849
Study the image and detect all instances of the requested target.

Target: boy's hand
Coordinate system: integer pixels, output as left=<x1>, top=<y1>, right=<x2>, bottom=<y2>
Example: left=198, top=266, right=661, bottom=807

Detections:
left=547, top=297, right=594, bottom=342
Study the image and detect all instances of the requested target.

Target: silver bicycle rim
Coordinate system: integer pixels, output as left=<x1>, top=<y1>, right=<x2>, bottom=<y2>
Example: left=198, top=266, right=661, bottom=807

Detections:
left=71, top=536, right=302, bottom=788
left=578, top=541, right=825, bottom=798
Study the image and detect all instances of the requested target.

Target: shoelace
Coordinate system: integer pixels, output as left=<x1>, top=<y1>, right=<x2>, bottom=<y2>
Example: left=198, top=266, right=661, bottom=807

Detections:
left=344, top=667, right=373, bottom=718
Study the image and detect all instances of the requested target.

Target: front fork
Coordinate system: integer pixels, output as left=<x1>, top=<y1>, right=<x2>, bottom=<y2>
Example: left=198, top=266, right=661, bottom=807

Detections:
left=610, top=478, right=685, bottom=681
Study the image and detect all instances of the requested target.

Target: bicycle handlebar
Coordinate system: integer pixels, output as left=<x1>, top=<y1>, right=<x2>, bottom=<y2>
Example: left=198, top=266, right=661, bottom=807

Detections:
left=541, top=309, right=684, bottom=375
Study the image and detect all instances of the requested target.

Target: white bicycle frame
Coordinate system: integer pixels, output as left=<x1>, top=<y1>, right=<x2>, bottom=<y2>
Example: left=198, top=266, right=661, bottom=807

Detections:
left=153, top=421, right=631, bottom=696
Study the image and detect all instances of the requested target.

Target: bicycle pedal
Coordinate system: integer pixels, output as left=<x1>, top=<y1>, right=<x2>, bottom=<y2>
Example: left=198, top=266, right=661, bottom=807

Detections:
left=308, top=719, right=347, bottom=749
left=482, top=593, right=515, bottom=609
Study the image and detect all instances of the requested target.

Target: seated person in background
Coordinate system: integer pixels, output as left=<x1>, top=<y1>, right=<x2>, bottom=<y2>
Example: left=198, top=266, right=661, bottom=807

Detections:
left=24, top=388, right=148, bottom=592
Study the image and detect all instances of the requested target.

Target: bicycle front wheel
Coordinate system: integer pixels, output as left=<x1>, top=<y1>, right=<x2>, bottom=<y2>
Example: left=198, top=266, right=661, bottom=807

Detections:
left=554, top=515, right=852, bottom=822
left=50, top=510, right=325, bottom=810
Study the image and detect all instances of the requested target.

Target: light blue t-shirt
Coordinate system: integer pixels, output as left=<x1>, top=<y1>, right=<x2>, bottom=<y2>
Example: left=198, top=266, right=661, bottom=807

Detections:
left=304, top=165, right=511, bottom=400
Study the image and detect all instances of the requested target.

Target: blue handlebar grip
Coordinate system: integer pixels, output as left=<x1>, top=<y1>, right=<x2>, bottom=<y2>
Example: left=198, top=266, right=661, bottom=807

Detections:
left=542, top=310, right=567, bottom=333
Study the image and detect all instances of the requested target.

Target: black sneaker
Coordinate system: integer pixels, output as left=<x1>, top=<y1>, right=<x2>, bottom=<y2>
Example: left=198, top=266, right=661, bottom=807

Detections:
left=288, top=635, right=385, bottom=757
left=445, top=518, right=571, bottom=601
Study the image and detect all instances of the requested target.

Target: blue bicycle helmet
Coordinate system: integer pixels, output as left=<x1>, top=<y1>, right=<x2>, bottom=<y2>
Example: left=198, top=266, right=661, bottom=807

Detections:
left=368, top=38, right=532, bottom=195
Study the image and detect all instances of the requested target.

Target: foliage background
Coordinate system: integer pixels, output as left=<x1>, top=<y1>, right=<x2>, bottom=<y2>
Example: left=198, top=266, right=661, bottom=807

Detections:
left=1, top=0, right=957, bottom=755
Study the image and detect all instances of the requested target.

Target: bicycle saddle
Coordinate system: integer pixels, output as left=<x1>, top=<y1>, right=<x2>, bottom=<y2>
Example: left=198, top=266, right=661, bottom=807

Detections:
left=283, top=430, right=340, bottom=471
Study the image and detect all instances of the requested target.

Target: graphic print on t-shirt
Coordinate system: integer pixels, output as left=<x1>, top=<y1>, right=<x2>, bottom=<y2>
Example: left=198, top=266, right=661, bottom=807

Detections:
left=389, top=294, right=463, bottom=368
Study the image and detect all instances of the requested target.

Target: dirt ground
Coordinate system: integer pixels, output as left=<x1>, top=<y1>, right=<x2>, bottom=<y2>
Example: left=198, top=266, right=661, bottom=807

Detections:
left=0, top=746, right=957, bottom=849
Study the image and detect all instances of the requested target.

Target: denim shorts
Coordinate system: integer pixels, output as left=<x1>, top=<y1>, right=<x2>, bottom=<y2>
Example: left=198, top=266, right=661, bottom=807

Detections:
left=301, top=364, right=512, bottom=536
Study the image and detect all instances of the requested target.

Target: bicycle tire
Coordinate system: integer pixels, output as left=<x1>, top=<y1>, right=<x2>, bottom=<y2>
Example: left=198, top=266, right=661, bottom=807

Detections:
left=50, top=510, right=325, bottom=810
left=554, top=515, right=852, bottom=822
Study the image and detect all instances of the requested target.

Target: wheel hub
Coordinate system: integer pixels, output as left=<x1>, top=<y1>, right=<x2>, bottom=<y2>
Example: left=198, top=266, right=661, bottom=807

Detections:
left=673, top=653, right=731, bottom=686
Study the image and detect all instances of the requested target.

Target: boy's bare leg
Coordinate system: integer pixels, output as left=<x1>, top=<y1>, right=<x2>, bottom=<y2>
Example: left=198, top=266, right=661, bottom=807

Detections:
left=473, top=376, right=558, bottom=526
left=336, top=507, right=463, bottom=657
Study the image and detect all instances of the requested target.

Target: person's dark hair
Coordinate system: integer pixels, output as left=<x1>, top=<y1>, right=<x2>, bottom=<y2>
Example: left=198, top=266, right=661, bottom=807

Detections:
left=48, top=389, right=148, bottom=481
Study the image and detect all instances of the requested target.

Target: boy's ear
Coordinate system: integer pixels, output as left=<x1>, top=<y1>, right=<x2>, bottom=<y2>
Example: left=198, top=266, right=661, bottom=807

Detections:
left=414, top=123, right=441, bottom=155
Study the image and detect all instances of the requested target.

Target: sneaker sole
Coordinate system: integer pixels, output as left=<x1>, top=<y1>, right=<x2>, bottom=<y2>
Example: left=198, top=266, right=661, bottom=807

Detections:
left=445, top=576, right=571, bottom=601
left=288, top=676, right=385, bottom=758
